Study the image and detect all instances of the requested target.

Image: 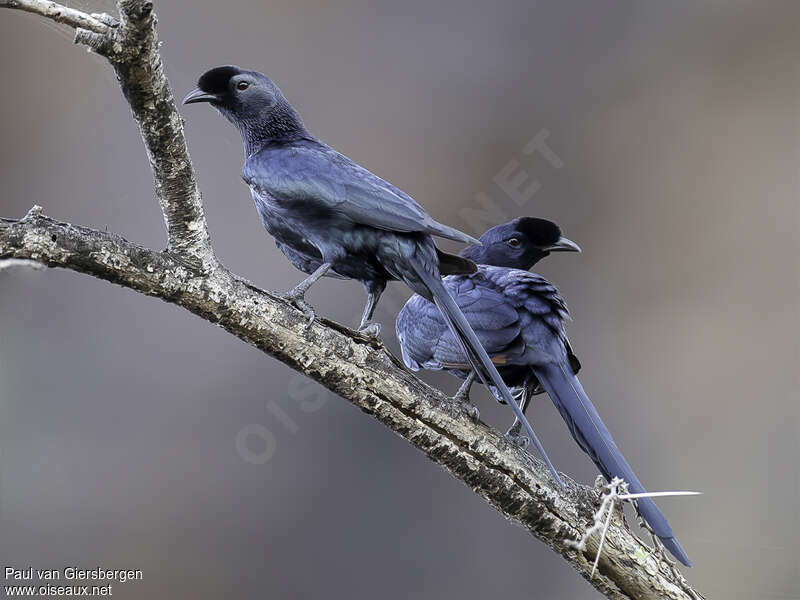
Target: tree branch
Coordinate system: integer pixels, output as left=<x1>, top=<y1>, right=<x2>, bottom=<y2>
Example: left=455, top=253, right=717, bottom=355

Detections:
left=1, top=2, right=705, bottom=599
left=0, top=210, right=702, bottom=600
left=98, top=0, right=214, bottom=265
left=0, top=0, right=110, bottom=33
left=4, top=0, right=214, bottom=265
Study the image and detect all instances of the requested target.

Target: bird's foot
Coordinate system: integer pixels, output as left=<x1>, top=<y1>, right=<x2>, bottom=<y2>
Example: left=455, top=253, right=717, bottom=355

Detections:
left=275, top=288, right=316, bottom=330
left=463, top=403, right=480, bottom=422
left=504, top=423, right=530, bottom=448
left=450, top=382, right=479, bottom=422
left=449, top=398, right=479, bottom=422
left=505, top=431, right=530, bottom=449
left=357, top=322, right=382, bottom=339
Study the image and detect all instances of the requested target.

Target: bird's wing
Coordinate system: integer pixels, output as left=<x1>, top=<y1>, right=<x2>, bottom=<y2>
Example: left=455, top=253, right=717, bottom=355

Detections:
left=397, top=266, right=576, bottom=371
left=480, top=266, right=571, bottom=338
left=396, top=274, right=522, bottom=371
left=244, top=142, right=479, bottom=244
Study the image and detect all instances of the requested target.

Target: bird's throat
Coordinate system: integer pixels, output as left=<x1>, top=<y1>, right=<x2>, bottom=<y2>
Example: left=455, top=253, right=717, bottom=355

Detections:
left=240, top=101, right=309, bottom=155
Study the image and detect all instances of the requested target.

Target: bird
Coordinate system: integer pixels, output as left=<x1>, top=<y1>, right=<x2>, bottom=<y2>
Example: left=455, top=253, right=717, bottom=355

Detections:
left=396, top=217, right=692, bottom=567
left=398, top=217, right=582, bottom=428
left=183, top=66, right=474, bottom=338
left=182, top=66, right=565, bottom=486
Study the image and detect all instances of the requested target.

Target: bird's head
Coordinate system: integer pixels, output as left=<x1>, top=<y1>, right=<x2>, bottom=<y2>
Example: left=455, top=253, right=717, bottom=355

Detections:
left=183, top=66, right=306, bottom=150
left=461, top=217, right=580, bottom=269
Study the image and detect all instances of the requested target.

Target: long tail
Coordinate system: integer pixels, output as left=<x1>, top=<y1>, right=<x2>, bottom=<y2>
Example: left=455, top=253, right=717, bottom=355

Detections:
left=407, top=257, right=564, bottom=487
left=532, top=362, right=691, bottom=566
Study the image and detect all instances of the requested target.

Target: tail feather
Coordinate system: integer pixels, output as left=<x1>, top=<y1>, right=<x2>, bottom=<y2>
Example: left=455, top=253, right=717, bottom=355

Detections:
left=533, top=362, right=691, bottom=566
left=408, top=256, right=564, bottom=487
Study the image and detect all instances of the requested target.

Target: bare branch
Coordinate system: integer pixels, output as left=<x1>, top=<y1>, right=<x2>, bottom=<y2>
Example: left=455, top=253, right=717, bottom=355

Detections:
left=98, top=0, right=214, bottom=264
left=0, top=210, right=705, bottom=600
left=3, top=0, right=214, bottom=265
left=0, top=0, right=110, bottom=33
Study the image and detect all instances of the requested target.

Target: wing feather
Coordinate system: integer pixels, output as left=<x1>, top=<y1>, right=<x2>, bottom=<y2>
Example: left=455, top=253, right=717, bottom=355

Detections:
left=244, top=142, right=479, bottom=244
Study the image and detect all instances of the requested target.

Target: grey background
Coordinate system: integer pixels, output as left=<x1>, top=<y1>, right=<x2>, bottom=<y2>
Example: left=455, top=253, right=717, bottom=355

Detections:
left=1, top=0, right=798, bottom=598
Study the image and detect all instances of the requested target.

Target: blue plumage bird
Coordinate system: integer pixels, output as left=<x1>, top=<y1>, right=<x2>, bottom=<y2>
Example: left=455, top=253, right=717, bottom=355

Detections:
left=396, top=217, right=692, bottom=567
left=183, top=66, right=564, bottom=486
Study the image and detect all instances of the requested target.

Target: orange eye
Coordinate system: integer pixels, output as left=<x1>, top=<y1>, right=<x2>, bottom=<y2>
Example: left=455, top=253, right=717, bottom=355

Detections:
left=236, top=81, right=250, bottom=91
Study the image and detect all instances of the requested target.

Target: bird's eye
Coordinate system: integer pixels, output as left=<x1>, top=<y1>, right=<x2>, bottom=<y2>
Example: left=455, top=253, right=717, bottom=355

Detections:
left=507, top=237, right=522, bottom=248
left=236, top=81, right=250, bottom=91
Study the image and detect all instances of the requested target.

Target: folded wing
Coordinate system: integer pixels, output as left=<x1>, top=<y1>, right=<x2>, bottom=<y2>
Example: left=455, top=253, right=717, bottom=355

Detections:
left=244, top=141, right=480, bottom=245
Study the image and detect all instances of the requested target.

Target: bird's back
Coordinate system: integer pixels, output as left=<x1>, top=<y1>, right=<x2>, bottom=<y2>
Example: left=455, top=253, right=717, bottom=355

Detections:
left=243, top=139, right=479, bottom=245
left=397, top=266, right=572, bottom=378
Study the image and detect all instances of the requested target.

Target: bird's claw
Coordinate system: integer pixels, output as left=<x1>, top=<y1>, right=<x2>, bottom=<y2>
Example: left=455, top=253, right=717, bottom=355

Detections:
left=463, top=403, right=480, bottom=422
left=275, top=289, right=316, bottom=330
left=449, top=388, right=479, bottom=422
left=504, top=422, right=530, bottom=448
left=504, top=431, right=530, bottom=449
left=357, top=322, right=382, bottom=338
left=298, top=303, right=316, bottom=330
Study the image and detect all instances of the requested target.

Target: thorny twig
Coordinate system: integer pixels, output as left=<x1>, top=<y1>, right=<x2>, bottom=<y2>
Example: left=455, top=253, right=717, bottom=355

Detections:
left=569, top=477, right=701, bottom=579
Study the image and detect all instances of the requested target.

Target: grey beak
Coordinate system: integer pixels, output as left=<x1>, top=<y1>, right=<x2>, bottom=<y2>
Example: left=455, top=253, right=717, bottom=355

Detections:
left=182, top=87, right=218, bottom=105
left=546, top=236, right=581, bottom=253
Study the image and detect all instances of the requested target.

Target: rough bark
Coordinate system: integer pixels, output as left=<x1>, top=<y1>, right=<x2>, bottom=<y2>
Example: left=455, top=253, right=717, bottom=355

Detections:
left=72, top=0, right=215, bottom=265
left=0, top=2, right=704, bottom=599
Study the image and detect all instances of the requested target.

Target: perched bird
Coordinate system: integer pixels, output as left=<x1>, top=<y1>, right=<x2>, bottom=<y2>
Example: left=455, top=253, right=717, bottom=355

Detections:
left=396, top=218, right=692, bottom=567
left=184, top=66, right=473, bottom=338
left=398, top=217, right=581, bottom=428
left=183, top=66, right=564, bottom=486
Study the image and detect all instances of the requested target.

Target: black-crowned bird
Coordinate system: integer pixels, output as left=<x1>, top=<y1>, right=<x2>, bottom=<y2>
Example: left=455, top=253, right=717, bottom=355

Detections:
left=396, top=217, right=691, bottom=567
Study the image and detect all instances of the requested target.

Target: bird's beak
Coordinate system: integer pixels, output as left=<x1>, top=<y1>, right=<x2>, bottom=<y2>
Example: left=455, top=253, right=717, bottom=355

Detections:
left=182, top=88, right=218, bottom=105
left=546, top=236, right=581, bottom=253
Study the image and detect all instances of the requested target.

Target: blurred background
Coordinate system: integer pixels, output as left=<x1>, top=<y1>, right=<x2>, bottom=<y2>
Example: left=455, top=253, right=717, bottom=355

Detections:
left=1, top=0, right=798, bottom=598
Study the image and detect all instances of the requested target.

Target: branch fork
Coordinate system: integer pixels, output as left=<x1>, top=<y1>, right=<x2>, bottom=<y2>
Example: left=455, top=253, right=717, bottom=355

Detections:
left=0, top=2, right=705, bottom=598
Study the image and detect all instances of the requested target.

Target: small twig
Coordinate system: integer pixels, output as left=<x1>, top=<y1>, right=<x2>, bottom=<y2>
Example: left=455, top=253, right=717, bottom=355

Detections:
left=592, top=492, right=616, bottom=577
left=0, top=0, right=110, bottom=33
left=23, top=204, right=44, bottom=220
left=620, top=491, right=702, bottom=500
left=3, top=0, right=214, bottom=265
left=569, top=478, right=627, bottom=554
left=569, top=478, right=701, bottom=579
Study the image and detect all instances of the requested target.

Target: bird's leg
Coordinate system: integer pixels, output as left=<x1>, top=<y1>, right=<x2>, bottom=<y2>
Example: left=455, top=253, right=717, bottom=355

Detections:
left=452, top=371, right=479, bottom=422
left=505, top=384, right=532, bottom=448
left=452, top=371, right=476, bottom=402
left=276, top=262, right=331, bottom=328
left=356, top=282, right=385, bottom=338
